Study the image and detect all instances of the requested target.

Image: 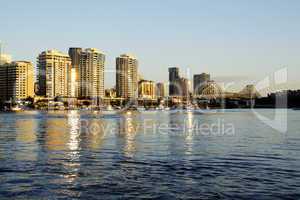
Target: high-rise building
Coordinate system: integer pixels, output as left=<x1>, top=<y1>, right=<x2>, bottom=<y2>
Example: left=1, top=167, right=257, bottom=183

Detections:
left=193, top=73, right=210, bottom=95
left=180, top=77, right=190, bottom=97
left=138, top=80, right=155, bottom=99
left=79, top=48, right=105, bottom=99
left=156, top=82, right=165, bottom=98
left=116, top=54, right=138, bottom=99
left=37, top=50, right=71, bottom=98
left=168, top=67, right=180, bottom=96
left=68, top=48, right=82, bottom=97
left=0, top=61, right=34, bottom=101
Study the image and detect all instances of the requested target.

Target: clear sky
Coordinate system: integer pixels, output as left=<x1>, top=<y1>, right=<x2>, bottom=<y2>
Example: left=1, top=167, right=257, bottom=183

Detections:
left=1, top=0, right=299, bottom=93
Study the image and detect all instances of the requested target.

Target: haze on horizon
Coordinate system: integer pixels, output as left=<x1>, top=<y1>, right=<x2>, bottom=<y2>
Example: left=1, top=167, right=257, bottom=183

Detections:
left=0, top=0, right=299, bottom=94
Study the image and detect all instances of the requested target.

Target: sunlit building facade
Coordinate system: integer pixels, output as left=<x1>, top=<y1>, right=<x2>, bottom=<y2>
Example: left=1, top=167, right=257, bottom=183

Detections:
left=0, top=61, right=34, bottom=100
left=79, top=48, right=105, bottom=99
left=116, top=54, right=138, bottom=99
left=138, top=80, right=156, bottom=99
left=37, top=50, right=71, bottom=98
left=68, top=47, right=82, bottom=97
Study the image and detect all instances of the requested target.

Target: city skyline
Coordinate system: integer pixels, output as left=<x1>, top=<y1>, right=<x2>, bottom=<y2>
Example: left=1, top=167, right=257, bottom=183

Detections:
left=1, top=0, right=300, bottom=92
left=0, top=46, right=265, bottom=103
left=1, top=2, right=300, bottom=199
left=0, top=46, right=297, bottom=97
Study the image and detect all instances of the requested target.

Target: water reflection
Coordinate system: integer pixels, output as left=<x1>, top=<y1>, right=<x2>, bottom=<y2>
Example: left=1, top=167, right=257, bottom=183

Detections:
left=37, top=111, right=83, bottom=186
left=84, top=118, right=107, bottom=150
left=44, top=117, right=69, bottom=151
left=15, top=118, right=38, bottom=161
left=64, top=111, right=81, bottom=183
left=185, top=111, right=194, bottom=155
left=167, top=111, right=196, bottom=156
left=118, top=113, right=139, bottom=158
left=1, top=110, right=300, bottom=199
left=67, top=110, right=81, bottom=152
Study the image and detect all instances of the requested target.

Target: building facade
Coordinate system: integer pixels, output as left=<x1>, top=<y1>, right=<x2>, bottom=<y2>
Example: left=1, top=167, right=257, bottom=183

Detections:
left=0, top=61, right=34, bottom=101
left=68, top=47, right=82, bottom=97
left=180, top=77, right=190, bottom=97
left=168, top=67, right=180, bottom=96
left=156, top=82, right=165, bottom=98
left=37, top=50, right=71, bottom=98
left=194, top=73, right=210, bottom=95
left=79, top=48, right=105, bottom=99
left=116, top=54, right=138, bottom=99
left=138, top=80, right=156, bottom=99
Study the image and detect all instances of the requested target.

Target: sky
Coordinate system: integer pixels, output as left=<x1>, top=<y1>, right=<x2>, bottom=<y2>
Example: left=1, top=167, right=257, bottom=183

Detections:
left=0, top=0, right=300, bottom=94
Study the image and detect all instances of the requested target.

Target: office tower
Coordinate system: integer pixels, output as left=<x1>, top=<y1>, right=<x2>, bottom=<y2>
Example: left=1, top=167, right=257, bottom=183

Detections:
left=79, top=48, right=105, bottom=99
left=168, top=67, right=180, bottom=96
left=116, top=54, right=138, bottom=99
left=138, top=79, right=155, bottom=99
left=156, top=82, right=165, bottom=98
left=0, top=61, right=34, bottom=101
left=37, top=50, right=71, bottom=98
left=193, top=73, right=210, bottom=95
left=0, top=54, right=12, bottom=65
left=68, top=48, right=82, bottom=97
left=180, top=77, right=190, bottom=97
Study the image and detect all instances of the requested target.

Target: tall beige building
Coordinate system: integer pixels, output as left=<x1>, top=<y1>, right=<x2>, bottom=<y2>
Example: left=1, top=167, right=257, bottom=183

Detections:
left=79, top=48, right=105, bottom=98
left=116, top=54, right=138, bottom=99
left=0, top=61, right=34, bottom=100
left=37, top=50, right=71, bottom=98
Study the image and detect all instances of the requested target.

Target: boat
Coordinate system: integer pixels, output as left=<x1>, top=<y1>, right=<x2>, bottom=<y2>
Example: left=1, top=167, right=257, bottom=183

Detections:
left=100, top=105, right=118, bottom=115
left=10, top=105, right=22, bottom=112
left=118, top=106, right=139, bottom=115
left=193, top=108, right=217, bottom=115
left=137, top=106, right=146, bottom=112
left=164, top=107, right=170, bottom=111
left=156, top=104, right=165, bottom=111
left=183, top=104, right=195, bottom=112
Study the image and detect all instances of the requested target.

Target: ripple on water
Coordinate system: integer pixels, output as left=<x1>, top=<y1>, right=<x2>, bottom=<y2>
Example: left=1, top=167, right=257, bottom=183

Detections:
left=0, top=110, right=300, bottom=199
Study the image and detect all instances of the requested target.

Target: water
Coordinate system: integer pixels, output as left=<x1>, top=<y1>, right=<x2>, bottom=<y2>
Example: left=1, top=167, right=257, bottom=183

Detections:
left=0, top=109, right=300, bottom=199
